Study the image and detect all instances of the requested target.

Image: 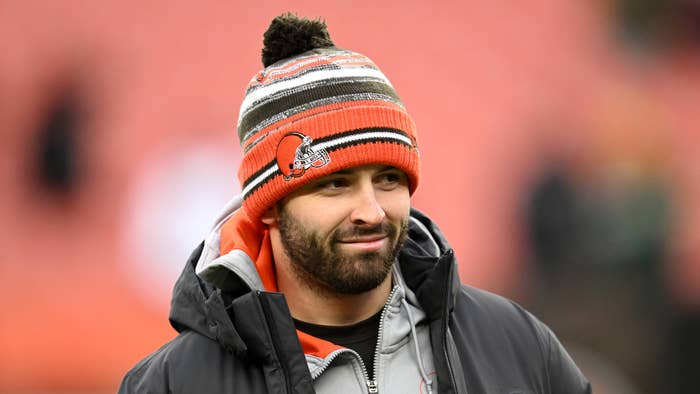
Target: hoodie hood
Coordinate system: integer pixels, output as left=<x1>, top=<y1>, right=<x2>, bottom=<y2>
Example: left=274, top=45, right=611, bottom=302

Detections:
left=194, top=194, right=271, bottom=292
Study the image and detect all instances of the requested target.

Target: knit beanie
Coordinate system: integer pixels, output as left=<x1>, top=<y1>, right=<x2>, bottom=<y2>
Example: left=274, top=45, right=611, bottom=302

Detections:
left=237, top=13, right=420, bottom=221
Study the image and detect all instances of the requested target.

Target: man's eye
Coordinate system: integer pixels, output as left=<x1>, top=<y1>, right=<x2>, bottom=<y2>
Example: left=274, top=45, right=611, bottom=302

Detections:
left=319, top=178, right=348, bottom=190
left=381, top=173, right=400, bottom=182
left=383, top=174, right=400, bottom=183
left=377, top=172, right=404, bottom=187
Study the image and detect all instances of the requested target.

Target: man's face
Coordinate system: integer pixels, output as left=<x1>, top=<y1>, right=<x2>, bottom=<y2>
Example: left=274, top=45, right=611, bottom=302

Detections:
left=271, top=164, right=411, bottom=295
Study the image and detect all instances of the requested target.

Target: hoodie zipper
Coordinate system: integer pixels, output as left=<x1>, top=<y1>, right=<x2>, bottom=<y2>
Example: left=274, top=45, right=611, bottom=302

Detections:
left=365, top=285, right=399, bottom=394
left=366, top=379, right=378, bottom=393
left=311, top=348, right=375, bottom=391
left=310, top=286, right=399, bottom=394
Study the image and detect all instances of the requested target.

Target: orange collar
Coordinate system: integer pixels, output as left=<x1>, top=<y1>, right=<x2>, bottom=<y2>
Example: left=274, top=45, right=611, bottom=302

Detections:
left=218, top=209, right=343, bottom=358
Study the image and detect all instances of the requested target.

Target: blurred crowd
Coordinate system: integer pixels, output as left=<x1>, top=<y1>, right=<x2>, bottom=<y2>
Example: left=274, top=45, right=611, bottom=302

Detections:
left=1, top=1, right=698, bottom=393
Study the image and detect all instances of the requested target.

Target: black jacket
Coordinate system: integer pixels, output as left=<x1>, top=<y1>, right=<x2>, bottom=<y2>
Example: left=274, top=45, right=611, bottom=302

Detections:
left=119, top=207, right=591, bottom=394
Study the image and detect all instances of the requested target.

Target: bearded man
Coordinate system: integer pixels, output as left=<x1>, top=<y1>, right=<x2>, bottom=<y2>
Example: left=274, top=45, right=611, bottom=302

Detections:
left=119, top=13, right=591, bottom=394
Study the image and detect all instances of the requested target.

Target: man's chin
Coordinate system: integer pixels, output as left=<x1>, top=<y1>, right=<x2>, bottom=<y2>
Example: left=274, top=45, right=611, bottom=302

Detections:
left=337, top=247, right=392, bottom=262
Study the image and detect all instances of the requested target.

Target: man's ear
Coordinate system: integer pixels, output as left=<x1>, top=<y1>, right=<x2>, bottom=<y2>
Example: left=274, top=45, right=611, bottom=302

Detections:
left=261, top=205, right=279, bottom=225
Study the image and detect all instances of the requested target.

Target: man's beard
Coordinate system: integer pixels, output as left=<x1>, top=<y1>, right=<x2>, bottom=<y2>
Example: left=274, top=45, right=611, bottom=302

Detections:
left=277, top=208, right=408, bottom=296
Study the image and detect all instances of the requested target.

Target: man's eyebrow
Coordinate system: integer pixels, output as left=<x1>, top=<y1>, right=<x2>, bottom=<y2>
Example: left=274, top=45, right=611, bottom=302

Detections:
left=373, top=166, right=400, bottom=173
left=332, top=166, right=397, bottom=176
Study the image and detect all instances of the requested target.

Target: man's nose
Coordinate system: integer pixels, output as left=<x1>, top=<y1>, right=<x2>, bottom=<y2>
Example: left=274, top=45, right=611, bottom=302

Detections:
left=349, top=184, right=386, bottom=225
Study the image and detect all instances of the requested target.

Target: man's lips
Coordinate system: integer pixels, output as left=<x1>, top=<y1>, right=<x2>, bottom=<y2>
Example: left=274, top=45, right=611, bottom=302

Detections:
left=337, top=234, right=389, bottom=252
left=338, top=234, right=387, bottom=243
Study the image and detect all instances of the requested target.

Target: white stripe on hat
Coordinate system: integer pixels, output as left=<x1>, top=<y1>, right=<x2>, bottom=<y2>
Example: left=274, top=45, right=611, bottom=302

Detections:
left=238, top=67, right=393, bottom=121
left=241, top=163, right=280, bottom=198
left=262, top=50, right=365, bottom=76
left=314, top=130, right=412, bottom=152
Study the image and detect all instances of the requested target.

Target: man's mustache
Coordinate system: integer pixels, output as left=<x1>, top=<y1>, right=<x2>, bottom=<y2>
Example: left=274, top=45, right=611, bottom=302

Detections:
left=332, top=222, right=396, bottom=241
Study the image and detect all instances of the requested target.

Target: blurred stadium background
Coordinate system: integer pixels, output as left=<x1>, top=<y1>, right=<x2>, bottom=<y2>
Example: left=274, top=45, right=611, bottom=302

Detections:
left=1, top=0, right=699, bottom=393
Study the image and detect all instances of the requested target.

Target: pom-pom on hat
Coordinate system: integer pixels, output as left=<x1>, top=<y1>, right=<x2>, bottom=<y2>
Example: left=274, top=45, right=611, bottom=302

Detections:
left=237, top=13, right=420, bottom=221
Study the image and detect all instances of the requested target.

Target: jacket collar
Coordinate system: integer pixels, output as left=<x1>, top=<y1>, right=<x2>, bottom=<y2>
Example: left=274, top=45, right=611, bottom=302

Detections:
left=169, top=196, right=460, bottom=358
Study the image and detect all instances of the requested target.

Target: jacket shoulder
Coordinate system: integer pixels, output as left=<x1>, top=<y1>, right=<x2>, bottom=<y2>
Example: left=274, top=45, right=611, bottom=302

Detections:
left=118, top=331, right=206, bottom=393
left=119, top=336, right=177, bottom=394
left=452, top=285, right=591, bottom=393
left=453, top=285, right=548, bottom=354
left=119, top=330, right=257, bottom=394
left=456, top=285, right=539, bottom=328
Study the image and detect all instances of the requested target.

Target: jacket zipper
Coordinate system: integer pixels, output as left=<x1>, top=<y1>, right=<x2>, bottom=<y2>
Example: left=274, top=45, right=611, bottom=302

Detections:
left=441, top=251, right=465, bottom=394
left=444, top=330, right=460, bottom=394
left=256, top=291, right=294, bottom=394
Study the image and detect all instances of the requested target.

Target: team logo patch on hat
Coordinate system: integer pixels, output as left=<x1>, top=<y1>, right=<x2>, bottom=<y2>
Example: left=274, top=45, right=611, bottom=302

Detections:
left=276, top=132, right=330, bottom=180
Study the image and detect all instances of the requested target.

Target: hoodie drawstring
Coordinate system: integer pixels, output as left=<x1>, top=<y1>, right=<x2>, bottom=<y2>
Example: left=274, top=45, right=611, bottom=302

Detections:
left=401, top=298, right=434, bottom=394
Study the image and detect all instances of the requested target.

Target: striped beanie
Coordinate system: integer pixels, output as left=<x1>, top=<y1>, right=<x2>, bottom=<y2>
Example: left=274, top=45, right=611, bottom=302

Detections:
left=237, top=14, right=420, bottom=221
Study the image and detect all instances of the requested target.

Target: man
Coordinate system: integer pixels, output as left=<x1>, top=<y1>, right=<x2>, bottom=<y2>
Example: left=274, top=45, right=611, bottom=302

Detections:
left=119, top=13, right=591, bottom=394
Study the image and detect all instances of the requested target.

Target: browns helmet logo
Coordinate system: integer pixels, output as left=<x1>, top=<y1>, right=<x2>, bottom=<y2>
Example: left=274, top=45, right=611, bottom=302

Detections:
left=276, top=132, right=330, bottom=180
